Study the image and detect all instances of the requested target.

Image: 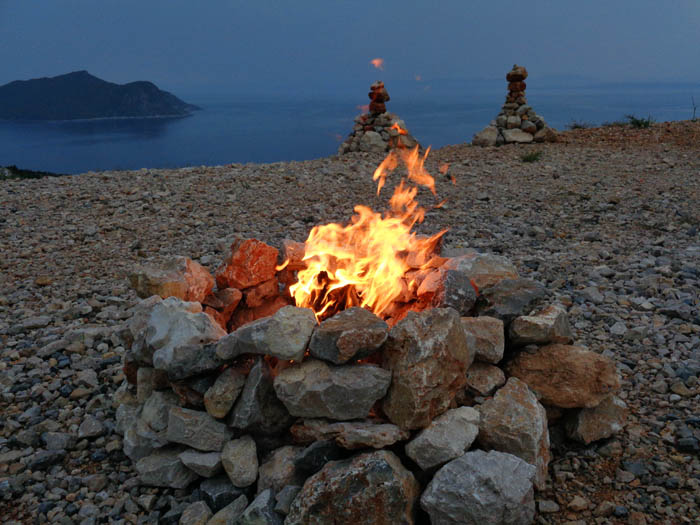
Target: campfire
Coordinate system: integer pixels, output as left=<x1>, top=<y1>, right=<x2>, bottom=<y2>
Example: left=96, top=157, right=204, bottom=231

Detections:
left=282, top=142, right=448, bottom=323
left=120, top=103, right=625, bottom=524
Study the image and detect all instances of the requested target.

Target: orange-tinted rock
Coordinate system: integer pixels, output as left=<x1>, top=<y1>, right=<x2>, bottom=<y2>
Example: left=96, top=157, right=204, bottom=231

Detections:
left=244, top=277, right=279, bottom=308
left=506, top=344, right=621, bottom=408
left=204, top=306, right=227, bottom=331
left=216, top=288, right=243, bottom=323
left=280, top=239, right=306, bottom=270
left=215, top=239, right=279, bottom=290
left=508, top=81, right=527, bottom=92
left=565, top=395, right=628, bottom=444
left=506, top=65, right=528, bottom=82
left=228, top=295, right=290, bottom=331
left=129, top=256, right=214, bottom=303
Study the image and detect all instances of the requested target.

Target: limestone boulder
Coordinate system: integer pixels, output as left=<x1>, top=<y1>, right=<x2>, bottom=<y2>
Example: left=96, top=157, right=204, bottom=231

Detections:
left=382, top=308, right=474, bottom=430
left=506, top=344, right=621, bottom=408
left=565, top=395, right=628, bottom=444
left=475, top=278, right=546, bottom=326
left=502, top=128, right=534, bottom=143
left=129, top=256, right=214, bottom=303
left=221, top=435, right=258, bottom=488
left=229, top=358, right=295, bottom=435
left=420, top=450, right=536, bottom=525
left=509, top=303, right=573, bottom=346
left=204, top=367, right=246, bottom=419
left=217, top=305, right=316, bottom=362
left=465, top=362, right=506, bottom=396
left=442, top=251, right=518, bottom=290
left=290, top=419, right=410, bottom=450
left=166, top=407, right=232, bottom=452
left=273, top=360, right=391, bottom=420
left=308, top=307, right=388, bottom=364
left=135, top=447, right=199, bottom=489
left=477, top=378, right=550, bottom=489
left=286, top=450, right=419, bottom=525
left=460, top=316, right=504, bottom=364
left=472, top=126, right=499, bottom=147
left=405, top=407, right=480, bottom=470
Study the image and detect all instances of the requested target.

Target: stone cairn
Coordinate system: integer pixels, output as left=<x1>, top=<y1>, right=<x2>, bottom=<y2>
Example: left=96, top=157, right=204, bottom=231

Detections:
left=338, top=81, right=420, bottom=155
left=117, top=239, right=627, bottom=523
left=473, top=64, right=558, bottom=146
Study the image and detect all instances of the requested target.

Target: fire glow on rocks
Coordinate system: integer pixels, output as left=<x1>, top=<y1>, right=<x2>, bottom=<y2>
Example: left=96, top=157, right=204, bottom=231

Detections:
left=280, top=142, right=448, bottom=322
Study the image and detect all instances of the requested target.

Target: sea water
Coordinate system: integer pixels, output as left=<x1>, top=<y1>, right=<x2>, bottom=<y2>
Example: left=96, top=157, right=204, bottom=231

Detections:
left=0, top=82, right=695, bottom=174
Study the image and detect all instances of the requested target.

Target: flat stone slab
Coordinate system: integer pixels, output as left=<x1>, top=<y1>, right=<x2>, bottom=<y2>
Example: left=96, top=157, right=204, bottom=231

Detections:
left=274, top=359, right=391, bottom=420
left=290, top=419, right=410, bottom=450
left=216, top=305, right=316, bottom=362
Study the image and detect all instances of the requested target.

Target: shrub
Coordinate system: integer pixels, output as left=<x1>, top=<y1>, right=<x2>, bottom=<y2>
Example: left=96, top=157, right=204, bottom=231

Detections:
left=566, top=120, right=594, bottom=130
left=625, top=114, right=655, bottom=129
left=521, top=151, right=543, bottom=163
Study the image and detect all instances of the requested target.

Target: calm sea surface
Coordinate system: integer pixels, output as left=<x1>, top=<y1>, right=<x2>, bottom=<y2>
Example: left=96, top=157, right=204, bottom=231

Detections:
left=0, top=82, right=696, bottom=174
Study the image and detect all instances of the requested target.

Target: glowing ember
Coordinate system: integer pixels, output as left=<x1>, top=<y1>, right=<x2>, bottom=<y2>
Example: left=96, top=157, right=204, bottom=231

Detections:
left=282, top=137, right=447, bottom=322
left=370, top=57, right=385, bottom=70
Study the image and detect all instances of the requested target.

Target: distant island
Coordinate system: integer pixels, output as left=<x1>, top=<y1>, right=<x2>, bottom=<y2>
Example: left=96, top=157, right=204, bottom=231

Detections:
left=0, top=71, right=200, bottom=120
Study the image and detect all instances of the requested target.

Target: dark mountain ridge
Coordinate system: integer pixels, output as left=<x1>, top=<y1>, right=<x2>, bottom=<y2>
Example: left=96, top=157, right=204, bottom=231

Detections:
left=0, top=71, right=199, bottom=120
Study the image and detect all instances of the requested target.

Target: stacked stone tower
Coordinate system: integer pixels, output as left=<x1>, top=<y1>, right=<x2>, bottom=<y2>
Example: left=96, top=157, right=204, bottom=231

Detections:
left=473, top=65, right=557, bottom=146
left=338, top=81, right=420, bottom=154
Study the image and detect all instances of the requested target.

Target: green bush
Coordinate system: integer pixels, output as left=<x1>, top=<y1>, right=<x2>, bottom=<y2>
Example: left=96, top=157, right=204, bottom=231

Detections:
left=521, top=151, right=543, bottom=163
left=625, top=114, right=655, bottom=129
left=566, top=120, right=594, bottom=130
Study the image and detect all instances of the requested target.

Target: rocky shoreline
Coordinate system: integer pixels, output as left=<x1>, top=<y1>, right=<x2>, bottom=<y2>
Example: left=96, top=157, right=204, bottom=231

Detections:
left=1, top=120, right=699, bottom=524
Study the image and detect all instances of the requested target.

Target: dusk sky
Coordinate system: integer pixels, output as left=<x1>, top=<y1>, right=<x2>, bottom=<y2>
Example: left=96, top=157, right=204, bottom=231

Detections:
left=2, top=1, right=699, bottom=98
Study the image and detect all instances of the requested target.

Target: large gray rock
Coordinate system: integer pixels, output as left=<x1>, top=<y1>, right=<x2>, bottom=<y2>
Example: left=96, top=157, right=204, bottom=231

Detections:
left=472, top=126, right=499, bottom=147
left=358, top=130, right=386, bottom=153
left=257, top=446, right=304, bottom=495
left=565, top=395, right=628, bottom=444
left=166, top=407, right=232, bottom=452
left=123, top=417, right=168, bottom=462
left=286, top=450, right=419, bottom=525
left=382, top=308, right=474, bottom=430
left=502, top=128, right=534, bottom=143
left=273, top=360, right=391, bottom=420
left=135, top=447, right=199, bottom=489
left=162, top=343, right=224, bottom=381
left=308, top=307, right=388, bottom=364
left=460, top=316, right=504, bottom=364
left=442, top=252, right=518, bottom=290
left=420, top=450, right=536, bottom=525
left=204, top=367, right=246, bottom=419
left=221, top=435, right=258, bottom=488
left=405, top=407, right=480, bottom=470
left=216, top=306, right=316, bottom=362
left=178, top=450, right=222, bottom=477
left=146, top=297, right=226, bottom=375
left=141, top=390, right=179, bottom=433
left=290, top=419, right=410, bottom=450
left=229, top=358, right=296, bottom=435
left=477, top=378, right=550, bottom=490
left=239, top=489, right=284, bottom=525
left=475, top=278, right=546, bottom=326
left=509, top=303, right=573, bottom=346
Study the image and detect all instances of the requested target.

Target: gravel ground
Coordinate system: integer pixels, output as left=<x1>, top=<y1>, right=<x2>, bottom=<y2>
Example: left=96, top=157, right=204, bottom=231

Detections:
left=1, top=120, right=699, bottom=524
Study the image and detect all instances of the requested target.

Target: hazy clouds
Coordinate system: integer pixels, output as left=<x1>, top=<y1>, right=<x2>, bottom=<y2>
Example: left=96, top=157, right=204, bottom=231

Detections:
left=2, top=1, right=699, bottom=96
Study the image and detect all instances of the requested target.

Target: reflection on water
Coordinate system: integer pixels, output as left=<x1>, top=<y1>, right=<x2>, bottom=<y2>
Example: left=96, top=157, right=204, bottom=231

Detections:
left=0, top=84, right=694, bottom=174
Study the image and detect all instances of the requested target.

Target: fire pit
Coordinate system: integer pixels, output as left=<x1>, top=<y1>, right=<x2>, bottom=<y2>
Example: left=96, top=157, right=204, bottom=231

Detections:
left=117, top=144, right=626, bottom=524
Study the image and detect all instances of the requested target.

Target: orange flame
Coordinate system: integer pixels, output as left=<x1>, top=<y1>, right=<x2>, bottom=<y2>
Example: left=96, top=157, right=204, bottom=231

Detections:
left=370, top=58, right=385, bottom=70
left=286, top=146, right=447, bottom=321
